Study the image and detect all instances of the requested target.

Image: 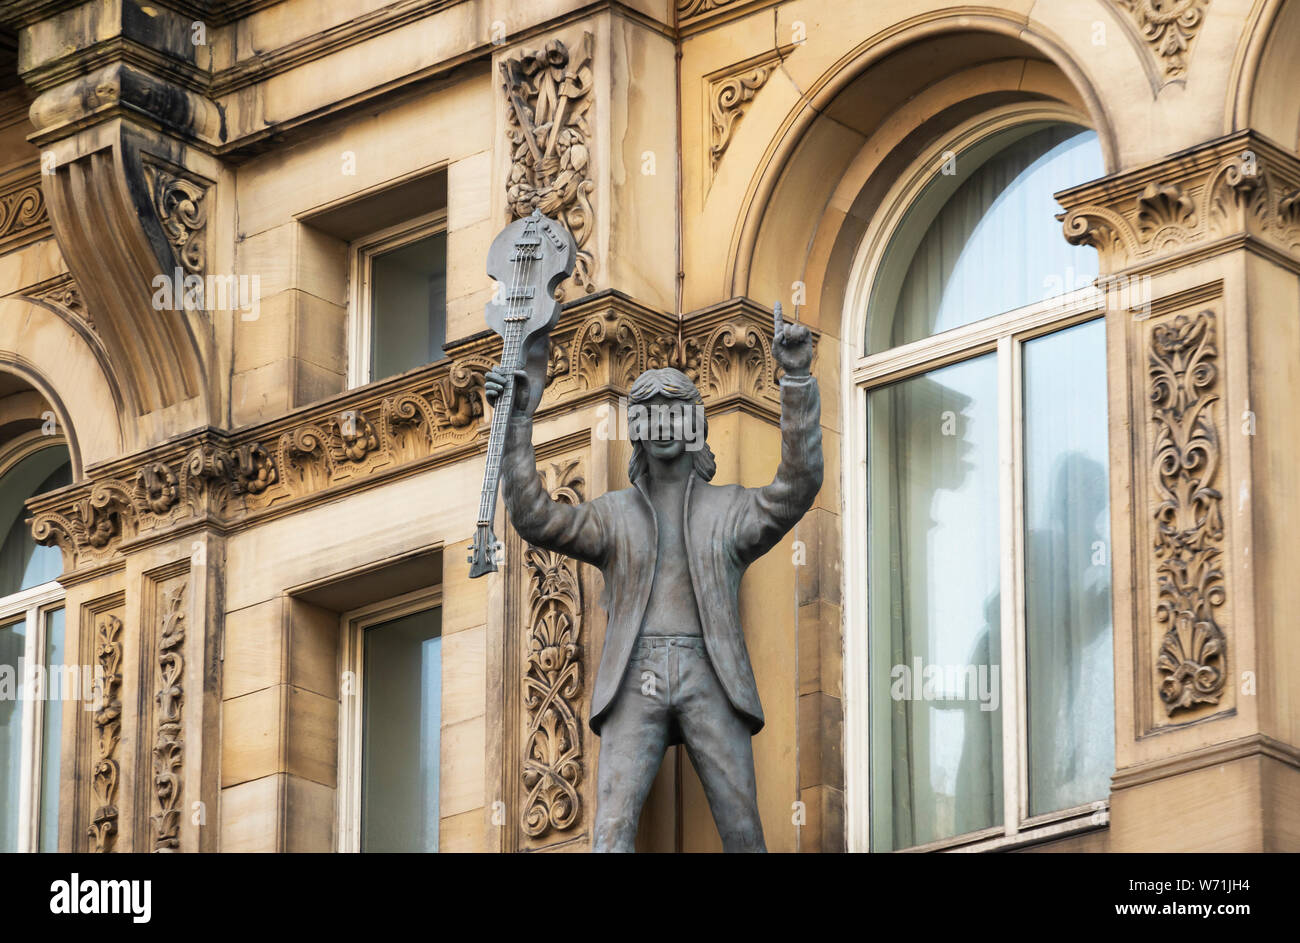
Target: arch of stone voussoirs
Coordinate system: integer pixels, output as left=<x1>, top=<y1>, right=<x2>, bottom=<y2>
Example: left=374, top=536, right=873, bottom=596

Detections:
left=1228, top=0, right=1300, bottom=149
left=0, top=295, right=129, bottom=475
left=726, top=8, right=1120, bottom=315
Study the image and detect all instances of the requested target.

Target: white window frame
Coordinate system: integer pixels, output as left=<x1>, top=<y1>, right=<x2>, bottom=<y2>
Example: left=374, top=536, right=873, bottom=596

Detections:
left=841, top=104, right=1116, bottom=852
left=3, top=582, right=65, bottom=853
left=336, top=584, right=442, bottom=853
left=346, top=209, right=448, bottom=389
left=0, top=430, right=70, bottom=853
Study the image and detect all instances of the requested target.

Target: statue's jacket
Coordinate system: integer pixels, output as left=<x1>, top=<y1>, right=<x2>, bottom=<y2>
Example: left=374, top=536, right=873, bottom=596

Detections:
left=501, top=373, right=823, bottom=735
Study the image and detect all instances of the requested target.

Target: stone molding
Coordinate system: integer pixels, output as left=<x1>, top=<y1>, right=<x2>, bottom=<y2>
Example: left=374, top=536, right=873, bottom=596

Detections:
left=27, top=291, right=810, bottom=574
left=1056, top=132, right=1300, bottom=274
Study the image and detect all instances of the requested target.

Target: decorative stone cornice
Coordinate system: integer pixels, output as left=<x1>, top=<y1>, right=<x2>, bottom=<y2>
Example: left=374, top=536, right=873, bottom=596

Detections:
left=28, top=290, right=806, bottom=573
left=1056, top=132, right=1300, bottom=274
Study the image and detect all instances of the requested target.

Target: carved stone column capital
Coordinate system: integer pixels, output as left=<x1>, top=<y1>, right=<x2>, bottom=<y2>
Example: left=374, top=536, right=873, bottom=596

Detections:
left=1056, top=131, right=1300, bottom=275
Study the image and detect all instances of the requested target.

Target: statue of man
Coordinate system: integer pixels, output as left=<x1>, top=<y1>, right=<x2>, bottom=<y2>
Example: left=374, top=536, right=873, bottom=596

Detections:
left=484, top=311, right=821, bottom=852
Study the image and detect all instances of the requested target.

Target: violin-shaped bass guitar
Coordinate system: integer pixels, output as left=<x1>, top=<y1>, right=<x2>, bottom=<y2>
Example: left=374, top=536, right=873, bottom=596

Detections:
left=467, top=209, right=577, bottom=578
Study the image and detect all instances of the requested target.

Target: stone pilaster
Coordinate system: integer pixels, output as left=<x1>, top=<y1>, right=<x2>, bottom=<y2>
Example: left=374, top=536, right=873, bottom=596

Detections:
left=1056, top=130, right=1300, bottom=851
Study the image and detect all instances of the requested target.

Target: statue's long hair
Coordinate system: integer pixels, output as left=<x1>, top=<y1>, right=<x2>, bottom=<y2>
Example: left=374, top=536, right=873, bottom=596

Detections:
left=626, top=368, right=716, bottom=483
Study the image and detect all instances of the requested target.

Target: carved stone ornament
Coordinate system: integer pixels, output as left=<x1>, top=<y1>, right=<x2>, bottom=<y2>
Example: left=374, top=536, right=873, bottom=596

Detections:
left=0, top=178, right=48, bottom=251
left=521, top=460, right=585, bottom=837
left=1113, top=0, right=1209, bottom=83
left=142, top=161, right=208, bottom=276
left=678, top=0, right=740, bottom=20
left=88, top=614, right=124, bottom=853
left=27, top=294, right=801, bottom=571
left=1149, top=310, right=1227, bottom=715
left=1058, top=134, right=1300, bottom=271
left=152, top=584, right=186, bottom=851
left=709, top=54, right=783, bottom=177
left=502, top=33, right=596, bottom=294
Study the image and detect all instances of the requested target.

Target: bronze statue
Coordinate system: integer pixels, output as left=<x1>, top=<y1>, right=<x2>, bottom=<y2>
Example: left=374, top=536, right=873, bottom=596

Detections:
left=485, top=305, right=822, bottom=852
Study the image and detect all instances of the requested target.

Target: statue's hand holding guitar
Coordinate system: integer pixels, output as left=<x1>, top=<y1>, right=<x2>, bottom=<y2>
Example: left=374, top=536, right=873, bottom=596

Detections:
left=484, top=367, right=532, bottom=417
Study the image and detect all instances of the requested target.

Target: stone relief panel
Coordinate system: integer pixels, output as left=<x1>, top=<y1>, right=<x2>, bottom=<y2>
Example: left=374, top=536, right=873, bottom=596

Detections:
left=145, top=575, right=189, bottom=852
left=706, top=50, right=788, bottom=185
left=87, top=611, right=124, bottom=852
left=502, top=33, right=596, bottom=295
left=520, top=459, right=586, bottom=839
left=1148, top=310, right=1228, bottom=718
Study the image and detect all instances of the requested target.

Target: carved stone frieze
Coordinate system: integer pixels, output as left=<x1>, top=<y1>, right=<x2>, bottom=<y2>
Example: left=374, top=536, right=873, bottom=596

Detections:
left=521, top=460, right=585, bottom=838
left=502, top=33, right=596, bottom=295
left=27, top=292, right=803, bottom=571
left=0, top=176, right=49, bottom=252
left=88, top=613, right=124, bottom=852
left=1113, top=0, right=1209, bottom=83
left=152, top=583, right=186, bottom=851
left=1148, top=310, right=1227, bottom=716
left=1058, top=133, right=1300, bottom=271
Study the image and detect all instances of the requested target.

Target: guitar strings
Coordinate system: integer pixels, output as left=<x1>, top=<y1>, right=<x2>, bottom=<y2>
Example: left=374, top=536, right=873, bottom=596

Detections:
left=478, top=215, right=538, bottom=529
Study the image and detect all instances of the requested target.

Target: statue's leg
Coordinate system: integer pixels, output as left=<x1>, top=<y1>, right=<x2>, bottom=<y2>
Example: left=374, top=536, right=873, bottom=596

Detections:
left=673, top=640, right=766, bottom=853
left=591, top=640, right=671, bottom=853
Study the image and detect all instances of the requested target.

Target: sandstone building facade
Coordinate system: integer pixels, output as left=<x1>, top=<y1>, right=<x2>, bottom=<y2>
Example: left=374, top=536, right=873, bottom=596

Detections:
left=0, top=0, right=1296, bottom=853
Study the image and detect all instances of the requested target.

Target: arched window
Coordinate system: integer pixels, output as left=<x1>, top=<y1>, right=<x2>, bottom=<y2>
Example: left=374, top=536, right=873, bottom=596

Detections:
left=852, top=120, right=1114, bottom=851
left=0, top=435, right=71, bottom=853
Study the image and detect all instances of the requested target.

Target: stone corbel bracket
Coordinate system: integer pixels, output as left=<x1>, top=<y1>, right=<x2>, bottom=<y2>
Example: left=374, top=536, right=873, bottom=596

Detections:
left=1056, top=131, right=1300, bottom=276
left=35, top=123, right=218, bottom=428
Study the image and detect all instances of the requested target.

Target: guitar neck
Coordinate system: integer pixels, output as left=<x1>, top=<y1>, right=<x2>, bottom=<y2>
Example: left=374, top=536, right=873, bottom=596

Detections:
left=476, top=318, right=527, bottom=528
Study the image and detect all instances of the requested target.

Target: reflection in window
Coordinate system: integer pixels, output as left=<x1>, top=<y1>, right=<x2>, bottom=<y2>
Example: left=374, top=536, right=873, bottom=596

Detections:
left=361, top=607, right=441, bottom=852
left=0, top=448, right=71, bottom=596
left=40, top=607, right=65, bottom=851
left=869, top=125, right=1103, bottom=351
left=1023, top=320, right=1113, bottom=815
left=0, top=616, right=24, bottom=852
left=369, top=231, right=447, bottom=381
left=868, top=356, right=1002, bottom=850
left=862, top=120, right=1114, bottom=850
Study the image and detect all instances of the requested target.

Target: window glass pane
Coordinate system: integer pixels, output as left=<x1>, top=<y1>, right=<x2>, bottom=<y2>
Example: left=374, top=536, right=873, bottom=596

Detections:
left=868, top=355, right=1002, bottom=849
left=0, top=447, right=71, bottom=596
left=361, top=607, right=441, bottom=852
left=1023, top=320, right=1114, bottom=815
left=0, top=617, right=24, bottom=853
left=40, top=607, right=65, bottom=851
left=369, top=231, right=447, bottom=380
left=867, top=125, right=1103, bottom=352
